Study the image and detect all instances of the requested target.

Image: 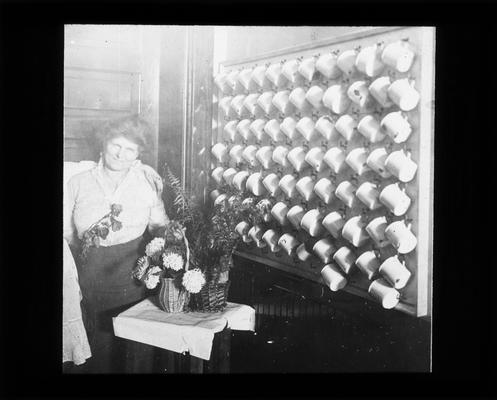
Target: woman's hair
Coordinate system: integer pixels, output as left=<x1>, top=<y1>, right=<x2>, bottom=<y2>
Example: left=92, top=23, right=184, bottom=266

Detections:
left=94, top=114, right=154, bottom=154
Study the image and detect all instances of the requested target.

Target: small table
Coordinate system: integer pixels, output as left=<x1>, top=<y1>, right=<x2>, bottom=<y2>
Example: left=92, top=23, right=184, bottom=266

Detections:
left=113, top=297, right=256, bottom=373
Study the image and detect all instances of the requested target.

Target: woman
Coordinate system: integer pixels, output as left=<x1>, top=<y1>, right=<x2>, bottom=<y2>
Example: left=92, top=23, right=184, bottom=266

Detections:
left=64, top=115, right=169, bottom=373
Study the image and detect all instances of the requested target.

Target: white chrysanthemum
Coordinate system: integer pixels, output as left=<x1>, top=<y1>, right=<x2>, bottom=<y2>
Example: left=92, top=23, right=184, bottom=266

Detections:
left=144, top=266, right=162, bottom=289
left=145, top=238, right=165, bottom=257
left=162, top=251, right=184, bottom=271
left=182, top=268, right=206, bottom=294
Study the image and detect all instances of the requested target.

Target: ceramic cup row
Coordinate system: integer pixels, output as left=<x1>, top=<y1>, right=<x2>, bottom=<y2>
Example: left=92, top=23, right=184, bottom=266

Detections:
left=215, top=40, right=416, bottom=95
left=219, top=76, right=420, bottom=121
left=212, top=143, right=417, bottom=183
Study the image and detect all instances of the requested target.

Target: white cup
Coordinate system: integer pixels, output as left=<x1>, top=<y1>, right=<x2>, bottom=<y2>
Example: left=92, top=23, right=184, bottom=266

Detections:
left=237, top=67, right=253, bottom=91
left=384, top=220, right=418, bottom=254
left=219, top=96, right=234, bottom=115
left=211, top=166, right=225, bottom=185
left=296, top=243, right=314, bottom=262
left=265, top=63, right=285, bottom=87
left=262, top=229, right=281, bottom=252
left=279, top=174, right=298, bottom=199
left=287, top=146, right=309, bottom=172
left=289, top=87, right=308, bottom=111
left=305, top=147, right=327, bottom=173
left=355, top=250, right=380, bottom=280
left=335, top=180, right=356, bottom=208
left=322, top=211, right=345, bottom=239
left=224, top=120, right=239, bottom=142
left=387, top=78, right=420, bottom=111
left=232, top=170, right=250, bottom=191
left=366, top=147, right=392, bottom=178
left=384, top=149, right=418, bottom=183
left=256, top=146, right=275, bottom=169
left=335, top=114, right=357, bottom=141
left=379, top=255, right=411, bottom=289
left=315, top=115, right=336, bottom=141
left=237, top=119, right=253, bottom=141
left=322, top=84, right=351, bottom=115
left=316, top=53, right=342, bottom=79
left=226, top=70, right=239, bottom=89
left=333, top=246, right=356, bottom=274
left=324, top=147, right=347, bottom=174
left=272, top=145, right=290, bottom=168
left=229, top=144, right=245, bottom=164
left=213, top=193, right=228, bottom=207
left=235, top=220, right=250, bottom=237
left=262, top=172, right=281, bottom=197
left=298, top=56, right=316, bottom=81
left=222, top=167, right=238, bottom=186
left=368, top=278, right=400, bottom=309
left=242, top=145, right=259, bottom=167
left=365, top=216, right=389, bottom=247
left=243, top=93, right=260, bottom=116
left=296, top=117, right=317, bottom=141
left=278, top=233, right=300, bottom=256
left=271, top=201, right=289, bottom=226
left=301, top=209, right=325, bottom=237
left=251, top=65, right=268, bottom=88
left=211, top=142, right=228, bottom=163
left=296, top=176, right=316, bottom=202
left=282, top=59, right=300, bottom=84
left=314, top=177, right=335, bottom=204
left=248, top=225, right=266, bottom=248
left=336, top=49, right=358, bottom=75
left=280, top=116, right=299, bottom=140
left=355, top=44, right=385, bottom=78
left=347, top=80, right=371, bottom=108
left=246, top=172, right=267, bottom=196
left=209, top=189, right=222, bottom=202
left=342, top=216, right=369, bottom=247
left=257, top=91, right=275, bottom=114
left=214, top=72, right=230, bottom=93
left=305, top=85, right=325, bottom=109
left=356, top=181, right=382, bottom=210
left=250, top=118, right=268, bottom=141
left=368, top=76, right=394, bottom=108
left=272, top=90, right=293, bottom=114
left=321, top=264, right=348, bottom=291
left=230, top=94, right=247, bottom=117
left=286, top=204, right=306, bottom=229
left=357, top=115, right=386, bottom=143
left=379, top=183, right=411, bottom=216
left=380, top=111, right=413, bottom=144
left=381, top=41, right=415, bottom=73
left=312, top=237, right=335, bottom=263
left=262, top=119, right=283, bottom=142
left=345, top=147, right=371, bottom=175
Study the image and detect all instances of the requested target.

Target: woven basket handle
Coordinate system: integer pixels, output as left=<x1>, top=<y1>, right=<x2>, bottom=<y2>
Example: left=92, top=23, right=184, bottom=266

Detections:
left=180, top=228, right=190, bottom=272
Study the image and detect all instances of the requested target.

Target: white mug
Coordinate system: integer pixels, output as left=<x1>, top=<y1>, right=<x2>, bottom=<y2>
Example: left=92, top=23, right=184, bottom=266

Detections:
left=322, top=211, right=345, bottom=239
left=278, top=233, right=300, bottom=256
left=355, top=250, right=380, bottom=280
left=243, top=93, right=260, bottom=116
left=322, top=84, right=351, bottom=115
left=286, top=204, right=306, bottom=229
left=272, top=145, right=290, bottom=168
left=347, top=80, right=371, bottom=108
left=384, top=220, right=418, bottom=254
left=256, top=146, right=275, bottom=169
left=280, top=116, right=299, bottom=140
left=301, top=209, right=324, bottom=237
left=380, top=111, right=412, bottom=144
left=219, top=96, right=234, bottom=115
left=357, top=115, right=386, bottom=143
left=315, top=115, right=336, bottom=141
left=214, top=72, right=230, bottom=93
left=366, top=147, right=392, bottom=178
left=324, top=147, right=347, bottom=174
left=246, top=172, right=267, bottom=196
left=235, top=220, right=250, bottom=237
left=257, top=91, right=275, bottom=114
left=279, top=174, right=298, bottom=199
left=342, top=215, right=369, bottom=247
left=271, top=201, right=289, bottom=226
left=335, top=180, right=356, bottom=208
left=379, top=255, right=411, bottom=289
left=313, top=177, right=335, bottom=204
left=312, top=237, right=335, bottom=263
left=211, top=166, right=225, bottom=185
left=232, top=170, right=250, bottom=191
left=296, top=243, right=314, bottom=262
left=262, top=172, right=281, bottom=197
left=345, top=147, right=371, bottom=175
left=296, top=117, right=317, bottom=141
left=356, top=181, right=382, bottom=210
left=209, top=189, right=222, bottom=202
left=298, top=56, right=316, bottom=81
left=321, top=264, right=348, bottom=291
left=222, top=167, right=238, bottom=186
left=296, top=176, right=316, bottom=202
left=365, top=216, right=389, bottom=248
left=241, top=145, right=259, bottom=167
left=381, top=41, right=415, bottom=73
left=251, top=65, right=268, bottom=88
left=289, top=87, right=308, bottom=111
left=333, top=246, right=356, bottom=274
left=368, top=76, right=394, bottom=108
left=384, top=149, right=418, bottom=183
left=211, top=142, right=228, bottom=163
left=265, top=63, right=285, bottom=87
left=336, top=49, right=358, bottom=75
left=304, top=147, right=327, bottom=172
left=316, top=53, right=342, bottom=79
left=237, top=67, right=254, bottom=91
left=248, top=225, right=266, bottom=248
left=264, top=119, right=285, bottom=142
left=250, top=118, right=268, bottom=141
left=379, top=183, right=411, bottom=216
left=262, top=229, right=281, bottom=252
left=213, top=193, right=228, bottom=207
left=355, top=44, right=385, bottom=78
left=230, top=94, right=247, bottom=117
left=224, top=120, right=239, bottom=142
left=387, top=78, right=420, bottom=111
left=335, top=114, right=357, bottom=141
left=305, top=85, right=325, bottom=109
left=368, top=278, right=400, bottom=309
left=229, top=144, right=245, bottom=164
left=226, top=70, right=239, bottom=89
left=287, top=146, right=309, bottom=172
left=237, top=119, right=253, bottom=141
left=272, top=90, right=293, bottom=114
left=282, top=59, right=300, bottom=84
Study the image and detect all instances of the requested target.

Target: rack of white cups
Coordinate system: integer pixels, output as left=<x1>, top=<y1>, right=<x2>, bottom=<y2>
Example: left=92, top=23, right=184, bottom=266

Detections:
left=210, top=27, right=434, bottom=317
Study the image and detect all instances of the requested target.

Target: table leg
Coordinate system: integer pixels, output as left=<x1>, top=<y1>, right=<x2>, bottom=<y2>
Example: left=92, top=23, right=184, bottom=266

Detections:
left=218, top=328, right=231, bottom=373
left=189, top=356, right=204, bottom=374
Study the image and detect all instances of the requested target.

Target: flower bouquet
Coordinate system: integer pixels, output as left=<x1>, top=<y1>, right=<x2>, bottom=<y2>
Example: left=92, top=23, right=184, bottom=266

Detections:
left=132, top=220, right=206, bottom=313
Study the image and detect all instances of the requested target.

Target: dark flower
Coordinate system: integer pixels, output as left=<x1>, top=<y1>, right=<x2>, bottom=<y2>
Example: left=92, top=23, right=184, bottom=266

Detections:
left=111, top=219, right=123, bottom=232
left=110, top=203, right=123, bottom=217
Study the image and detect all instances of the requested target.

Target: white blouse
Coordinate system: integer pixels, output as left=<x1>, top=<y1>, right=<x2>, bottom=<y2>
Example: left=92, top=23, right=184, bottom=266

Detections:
left=64, top=159, right=169, bottom=247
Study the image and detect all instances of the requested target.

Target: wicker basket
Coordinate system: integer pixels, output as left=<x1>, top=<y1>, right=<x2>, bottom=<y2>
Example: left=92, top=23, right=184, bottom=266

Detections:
left=194, top=280, right=231, bottom=312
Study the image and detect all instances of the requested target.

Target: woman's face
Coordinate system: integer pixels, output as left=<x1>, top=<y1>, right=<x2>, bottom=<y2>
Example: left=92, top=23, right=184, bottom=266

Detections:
left=103, top=136, right=140, bottom=171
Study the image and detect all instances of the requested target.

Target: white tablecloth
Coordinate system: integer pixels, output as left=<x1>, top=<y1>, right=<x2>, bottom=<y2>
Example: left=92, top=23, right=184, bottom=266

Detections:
left=112, top=298, right=256, bottom=360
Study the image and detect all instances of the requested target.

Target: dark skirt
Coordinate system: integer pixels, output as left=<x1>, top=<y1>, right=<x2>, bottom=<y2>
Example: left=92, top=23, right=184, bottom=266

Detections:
left=75, top=235, right=152, bottom=373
